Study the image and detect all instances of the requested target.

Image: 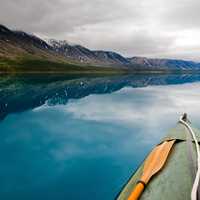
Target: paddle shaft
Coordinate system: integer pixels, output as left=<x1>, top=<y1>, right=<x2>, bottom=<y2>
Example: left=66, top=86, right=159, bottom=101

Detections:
left=128, top=183, right=144, bottom=200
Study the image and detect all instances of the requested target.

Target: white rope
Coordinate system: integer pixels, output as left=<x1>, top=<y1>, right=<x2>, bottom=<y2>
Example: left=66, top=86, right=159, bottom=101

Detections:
left=179, top=116, right=200, bottom=200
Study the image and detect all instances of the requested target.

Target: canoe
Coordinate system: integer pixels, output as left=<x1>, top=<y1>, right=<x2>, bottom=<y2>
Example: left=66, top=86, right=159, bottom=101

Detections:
left=117, top=115, right=200, bottom=200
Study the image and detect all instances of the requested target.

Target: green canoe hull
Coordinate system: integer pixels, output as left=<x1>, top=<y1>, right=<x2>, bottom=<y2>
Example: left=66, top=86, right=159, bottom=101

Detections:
left=117, top=122, right=200, bottom=200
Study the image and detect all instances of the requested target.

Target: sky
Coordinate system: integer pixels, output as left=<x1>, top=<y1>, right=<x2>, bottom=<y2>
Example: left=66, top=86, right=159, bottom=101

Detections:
left=0, top=0, right=200, bottom=61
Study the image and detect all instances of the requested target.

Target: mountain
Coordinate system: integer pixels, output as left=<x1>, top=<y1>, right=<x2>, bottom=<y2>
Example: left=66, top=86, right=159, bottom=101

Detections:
left=93, top=51, right=130, bottom=65
left=0, top=24, right=125, bottom=73
left=127, top=57, right=200, bottom=70
left=46, top=39, right=130, bottom=67
left=0, top=24, right=200, bottom=72
left=46, top=39, right=98, bottom=63
left=46, top=39, right=200, bottom=70
left=0, top=24, right=55, bottom=59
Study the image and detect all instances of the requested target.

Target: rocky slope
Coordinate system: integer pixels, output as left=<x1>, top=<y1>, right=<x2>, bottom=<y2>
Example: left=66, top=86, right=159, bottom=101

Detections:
left=46, top=39, right=130, bottom=67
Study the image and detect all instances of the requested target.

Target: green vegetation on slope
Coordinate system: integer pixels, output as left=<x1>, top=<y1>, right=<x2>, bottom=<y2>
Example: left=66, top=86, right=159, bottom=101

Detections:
left=0, top=57, right=126, bottom=74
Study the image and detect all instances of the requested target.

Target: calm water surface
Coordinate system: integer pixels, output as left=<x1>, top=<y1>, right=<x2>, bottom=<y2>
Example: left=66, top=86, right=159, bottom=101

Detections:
left=1, top=74, right=200, bottom=200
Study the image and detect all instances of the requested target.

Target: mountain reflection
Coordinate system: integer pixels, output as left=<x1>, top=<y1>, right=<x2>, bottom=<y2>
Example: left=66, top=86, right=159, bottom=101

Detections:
left=1, top=73, right=200, bottom=120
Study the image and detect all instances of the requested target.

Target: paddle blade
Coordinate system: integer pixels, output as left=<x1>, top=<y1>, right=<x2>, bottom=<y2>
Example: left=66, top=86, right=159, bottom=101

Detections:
left=127, top=140, right=175, bottom=200
left=142, top=140, right=175, bottom=183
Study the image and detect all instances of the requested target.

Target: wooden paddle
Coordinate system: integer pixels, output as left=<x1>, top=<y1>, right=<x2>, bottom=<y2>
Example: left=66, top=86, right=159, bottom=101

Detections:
left=128, top=140, right=176, bottom=200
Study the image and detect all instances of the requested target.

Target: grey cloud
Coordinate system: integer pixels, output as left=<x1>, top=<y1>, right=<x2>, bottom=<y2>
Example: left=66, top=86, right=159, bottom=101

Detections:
left=64, top=26, right=176, bottom=57
left=161, top=0, right=200, bottom=30
left=0, top=0, right=142, bottom=35
left=112, top=31, right=175, bottom=57
left=0, top=0, right=200, bottom=60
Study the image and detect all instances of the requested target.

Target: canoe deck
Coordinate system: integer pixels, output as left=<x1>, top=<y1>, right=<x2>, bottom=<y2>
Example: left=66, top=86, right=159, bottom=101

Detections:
left=117, top=122, right=200, bottom=200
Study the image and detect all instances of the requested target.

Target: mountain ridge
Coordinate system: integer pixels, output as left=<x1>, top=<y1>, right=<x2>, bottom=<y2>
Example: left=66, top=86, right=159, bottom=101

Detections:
left=46, top=37, right=200, bottom=70
left=1, top=24, right=200, bottom=72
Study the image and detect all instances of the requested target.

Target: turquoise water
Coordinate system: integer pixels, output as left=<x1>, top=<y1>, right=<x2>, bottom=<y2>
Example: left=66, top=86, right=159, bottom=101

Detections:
left=1, top=74, right=200, bottom=199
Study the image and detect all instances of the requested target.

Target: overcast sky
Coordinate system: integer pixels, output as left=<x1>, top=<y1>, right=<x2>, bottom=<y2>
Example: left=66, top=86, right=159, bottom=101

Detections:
left=0, top=0, right=200, bottom=60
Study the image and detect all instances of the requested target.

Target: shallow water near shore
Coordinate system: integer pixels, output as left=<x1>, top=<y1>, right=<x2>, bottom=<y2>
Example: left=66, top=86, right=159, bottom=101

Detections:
left=1, top=73, right=200, bottom=200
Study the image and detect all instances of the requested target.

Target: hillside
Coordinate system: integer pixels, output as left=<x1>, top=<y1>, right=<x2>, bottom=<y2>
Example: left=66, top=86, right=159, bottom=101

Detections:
left=0, top=25, right=127, bottom=73
left=0, top=24, right=200, bottom=72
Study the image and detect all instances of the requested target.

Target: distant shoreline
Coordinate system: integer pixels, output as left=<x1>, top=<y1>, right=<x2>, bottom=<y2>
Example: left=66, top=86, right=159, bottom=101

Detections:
left=1, top=69, right=200, bottom=75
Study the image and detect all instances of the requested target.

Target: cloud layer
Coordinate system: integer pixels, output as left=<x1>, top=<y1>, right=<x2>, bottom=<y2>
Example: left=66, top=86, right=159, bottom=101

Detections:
left=1, top=0, right=200, bottom=60
left=64, top=82, right=200, bottom=132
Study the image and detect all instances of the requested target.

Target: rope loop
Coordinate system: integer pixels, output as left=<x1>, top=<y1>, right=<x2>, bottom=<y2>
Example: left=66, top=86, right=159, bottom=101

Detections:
left=179, top=114, right=200, bottom=200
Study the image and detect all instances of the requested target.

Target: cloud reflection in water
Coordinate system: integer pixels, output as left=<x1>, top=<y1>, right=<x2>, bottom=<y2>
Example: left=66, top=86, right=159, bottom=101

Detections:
left=1, top=81, right=200, bottom=200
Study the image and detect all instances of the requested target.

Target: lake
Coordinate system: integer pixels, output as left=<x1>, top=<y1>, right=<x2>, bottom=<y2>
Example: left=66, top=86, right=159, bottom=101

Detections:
left=1, top=73, right=200, bottom=200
